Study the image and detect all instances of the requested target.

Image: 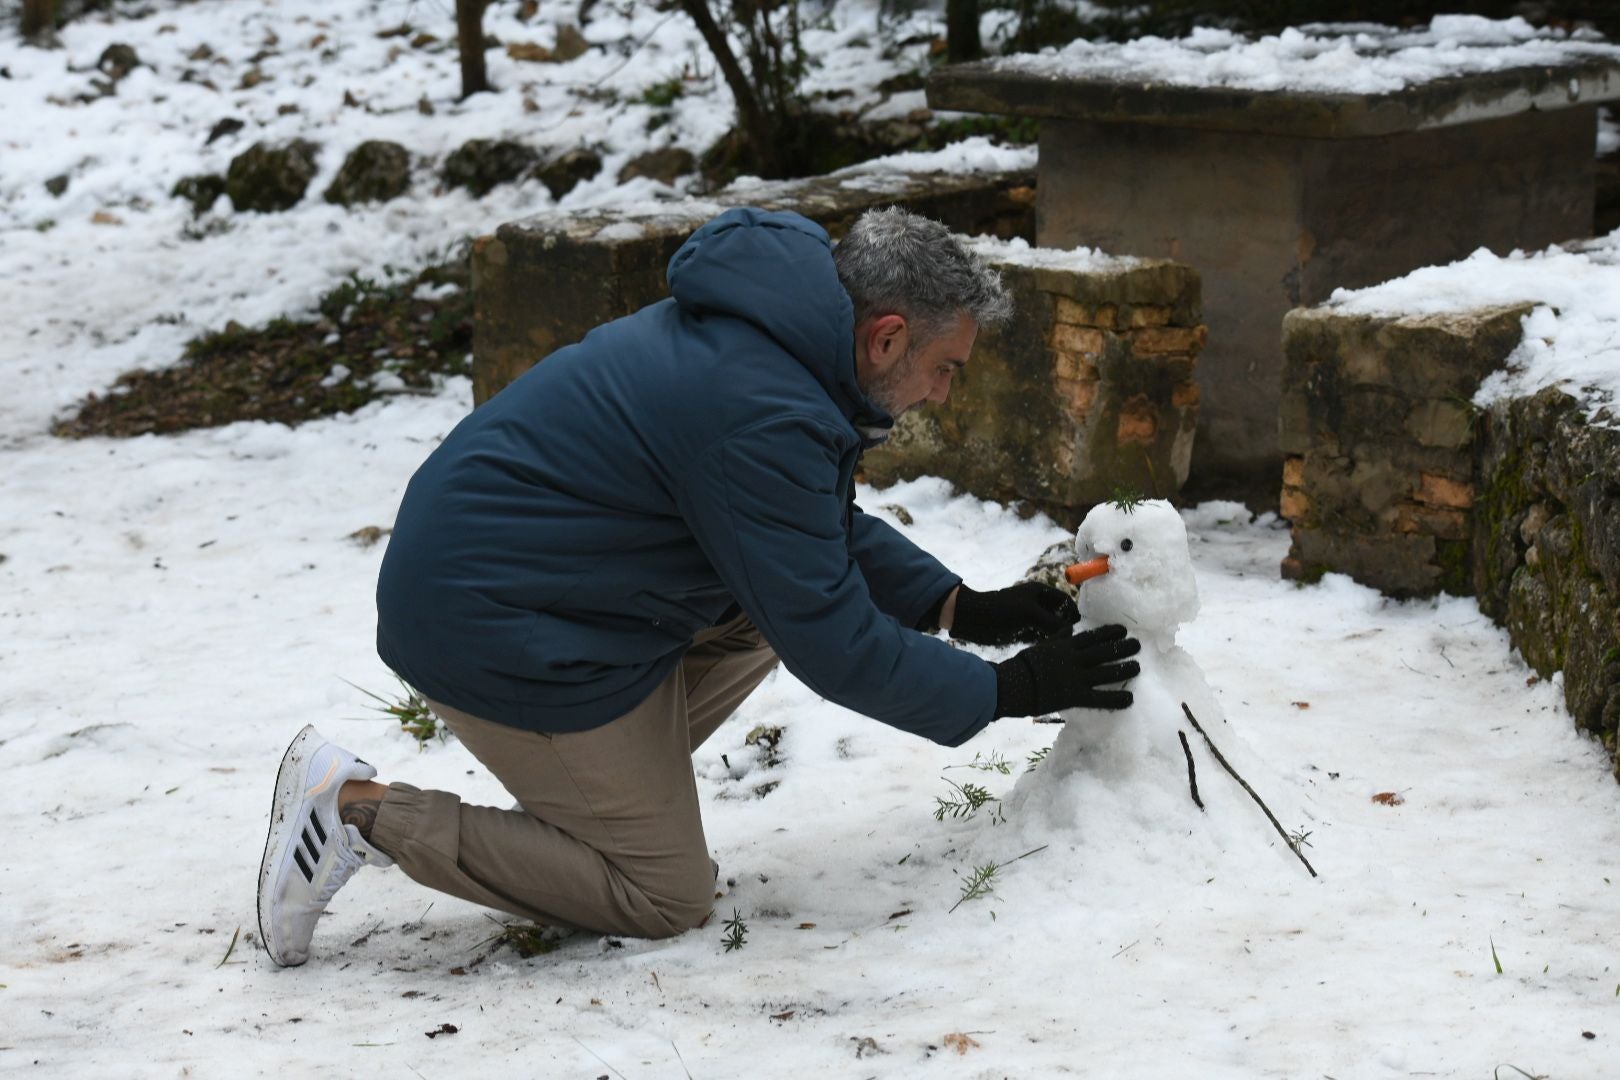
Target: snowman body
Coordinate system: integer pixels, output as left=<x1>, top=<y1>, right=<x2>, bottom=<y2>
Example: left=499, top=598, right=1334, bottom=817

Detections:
left=1004, top=501, right=1305, bottom=873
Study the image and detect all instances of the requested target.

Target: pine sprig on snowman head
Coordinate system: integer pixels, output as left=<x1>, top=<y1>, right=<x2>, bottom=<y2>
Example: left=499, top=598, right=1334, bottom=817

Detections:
left=1107, top=488, right=1146, bottom=514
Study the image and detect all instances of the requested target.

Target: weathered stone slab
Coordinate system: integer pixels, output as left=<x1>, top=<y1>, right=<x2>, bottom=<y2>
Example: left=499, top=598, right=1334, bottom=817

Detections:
left=472, top=165, right=1036, bottom=403
left=859, top=243, right=1203, bottom=525
left=928, top=56, right=1620, bottom=139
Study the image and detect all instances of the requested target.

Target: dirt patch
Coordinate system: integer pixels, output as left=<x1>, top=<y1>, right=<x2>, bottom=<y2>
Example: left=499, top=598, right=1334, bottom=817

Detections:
left=52, top=258, right=472, bottom=438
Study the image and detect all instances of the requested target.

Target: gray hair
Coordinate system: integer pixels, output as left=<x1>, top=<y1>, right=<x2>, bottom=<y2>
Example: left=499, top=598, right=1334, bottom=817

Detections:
left=832, top=206, right=1013, bottom=344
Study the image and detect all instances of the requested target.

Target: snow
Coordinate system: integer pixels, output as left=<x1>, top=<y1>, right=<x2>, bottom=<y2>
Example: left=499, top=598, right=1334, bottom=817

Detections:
left=3, top=2, right=1620, bottom=1078
left=966, top=233, right=1141, bottom=274
left=1326, top=233, right=1620, bottom=423
left=995, top=16, right=1620, bottom=95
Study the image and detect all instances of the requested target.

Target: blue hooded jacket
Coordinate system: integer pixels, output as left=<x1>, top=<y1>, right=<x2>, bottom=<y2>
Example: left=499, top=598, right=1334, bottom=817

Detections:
left=376, top=208, right=997, bottom=746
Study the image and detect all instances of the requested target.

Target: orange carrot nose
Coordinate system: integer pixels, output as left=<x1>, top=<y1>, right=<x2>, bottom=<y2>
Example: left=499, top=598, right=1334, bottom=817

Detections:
left=1065, top=556, right=1110, bottom=585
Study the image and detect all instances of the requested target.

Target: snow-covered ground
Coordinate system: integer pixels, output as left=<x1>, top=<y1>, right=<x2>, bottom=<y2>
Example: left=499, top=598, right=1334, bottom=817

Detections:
left=3, top=3, right=1619, bottom=1078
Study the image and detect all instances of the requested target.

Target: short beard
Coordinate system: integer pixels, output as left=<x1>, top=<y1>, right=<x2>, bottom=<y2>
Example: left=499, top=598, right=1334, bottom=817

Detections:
left=864, top=345, right=918, bottom=418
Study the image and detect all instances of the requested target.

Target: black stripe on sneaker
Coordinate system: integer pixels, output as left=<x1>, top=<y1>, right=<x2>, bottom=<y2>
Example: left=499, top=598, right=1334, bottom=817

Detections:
left=309, top=810, right=327, bottom=845
left=302, top=829, right=319, bottom=862
left=294, top=848, right=314, bottom=882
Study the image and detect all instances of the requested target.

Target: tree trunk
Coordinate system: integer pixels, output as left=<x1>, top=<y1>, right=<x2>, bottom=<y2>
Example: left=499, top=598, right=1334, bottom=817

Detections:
left=676, top=0, right=782, bottom=177
left=456, top=0, right=491, bottom=99
left=946, top=0, right=981, bottom=63
left=22, top=0, right=58, bottom=45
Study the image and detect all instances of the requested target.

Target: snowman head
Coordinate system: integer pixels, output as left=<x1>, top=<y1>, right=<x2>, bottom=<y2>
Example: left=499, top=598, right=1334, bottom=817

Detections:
left=1068, top=498, right=1199, bottom=641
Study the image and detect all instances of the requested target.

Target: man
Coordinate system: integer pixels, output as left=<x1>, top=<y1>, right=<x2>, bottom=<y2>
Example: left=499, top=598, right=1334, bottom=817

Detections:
left=258, top=206, right=1141, bottom=966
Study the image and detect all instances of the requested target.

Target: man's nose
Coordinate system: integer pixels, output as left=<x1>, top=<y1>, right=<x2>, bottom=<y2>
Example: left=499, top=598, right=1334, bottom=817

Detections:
left=928, top=373, right=953, bottom=403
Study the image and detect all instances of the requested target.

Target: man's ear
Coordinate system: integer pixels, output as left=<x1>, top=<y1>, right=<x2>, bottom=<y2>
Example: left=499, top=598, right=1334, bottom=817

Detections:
left=864, top=314, right=910, bottom=372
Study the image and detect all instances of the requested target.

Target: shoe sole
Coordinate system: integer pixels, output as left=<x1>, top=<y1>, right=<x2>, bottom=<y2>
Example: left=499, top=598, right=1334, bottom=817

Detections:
left=257, top=724, right=319, bottom=967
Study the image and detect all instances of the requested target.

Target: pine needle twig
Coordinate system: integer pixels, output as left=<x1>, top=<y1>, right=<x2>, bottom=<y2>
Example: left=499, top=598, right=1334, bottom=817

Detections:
left=1181, top=703, right=1317, bottom=878
left=948, top=844, right=1048, bottom=913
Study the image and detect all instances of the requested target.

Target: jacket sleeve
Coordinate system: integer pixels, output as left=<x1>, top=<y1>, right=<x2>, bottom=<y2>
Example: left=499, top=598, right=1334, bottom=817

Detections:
left=847, top=502, right=960, bottom=628
left=675, top=417, right=996, bottom=747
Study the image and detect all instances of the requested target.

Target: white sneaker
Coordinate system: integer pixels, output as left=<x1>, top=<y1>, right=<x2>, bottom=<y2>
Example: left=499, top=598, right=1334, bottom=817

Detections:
left=257, top=725, right=394, bottom=967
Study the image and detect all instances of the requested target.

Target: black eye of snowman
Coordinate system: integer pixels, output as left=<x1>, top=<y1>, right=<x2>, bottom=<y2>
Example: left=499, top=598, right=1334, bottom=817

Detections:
left=1120, top=538, right=1134, bottom=552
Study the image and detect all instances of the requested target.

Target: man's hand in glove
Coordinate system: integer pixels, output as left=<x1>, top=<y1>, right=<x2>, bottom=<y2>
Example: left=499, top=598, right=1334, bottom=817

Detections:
left=992, top=624, right=1141, bottom=718
left=946, top=582, right=1080, bottom=647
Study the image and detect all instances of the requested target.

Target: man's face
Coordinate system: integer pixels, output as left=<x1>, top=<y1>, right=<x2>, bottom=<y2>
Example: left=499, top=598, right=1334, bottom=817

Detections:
left=861, top=312, right=977, bottom=419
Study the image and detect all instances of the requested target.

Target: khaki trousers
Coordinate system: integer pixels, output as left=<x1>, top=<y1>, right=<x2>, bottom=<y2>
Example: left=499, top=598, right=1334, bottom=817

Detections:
left=369, top=612, right=779, bottom=939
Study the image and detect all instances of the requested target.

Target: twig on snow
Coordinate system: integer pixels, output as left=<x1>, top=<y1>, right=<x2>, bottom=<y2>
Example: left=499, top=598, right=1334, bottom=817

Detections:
left=1177, top=729, right=1204, bottom=811
left=1181, top=703, right=1317, bottom=878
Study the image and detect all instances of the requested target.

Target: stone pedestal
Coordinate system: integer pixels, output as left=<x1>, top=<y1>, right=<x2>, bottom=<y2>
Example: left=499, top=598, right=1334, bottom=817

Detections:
left=929, top=54, right=1620, bottom=507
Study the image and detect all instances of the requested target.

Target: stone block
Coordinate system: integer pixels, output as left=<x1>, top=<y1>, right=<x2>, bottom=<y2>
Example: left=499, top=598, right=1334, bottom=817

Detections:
left=1051, top=324, right=1106, bottom=358
left=1405, top=398, right=1476, bottom=449
left=1129, top=325, right=1207, bottom=356
left=1417, top=472, right=1474, bottom=510
left=1285, top=528, right=1442, bottom=598
left=1279, top=486, right=1309, bottom=523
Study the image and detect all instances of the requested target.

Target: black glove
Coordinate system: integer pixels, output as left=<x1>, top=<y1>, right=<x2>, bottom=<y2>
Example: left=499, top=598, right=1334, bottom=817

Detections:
left=992, top=623, right=1141, bottom=718
left=949, top=582, right=1080, bottom=647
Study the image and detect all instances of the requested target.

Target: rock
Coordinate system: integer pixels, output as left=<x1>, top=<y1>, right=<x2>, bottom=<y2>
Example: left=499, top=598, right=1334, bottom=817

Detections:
left=97, top=44, right=141, bottom=81
left=206, top=117, right=245, bottom=145
left=171, top=174, right=226, bottom=216
left=443, top=139, right=539, bottom=196
left=533, top=147, right=602, bottom=200
left=45, top=174, right=69, bottom=197
left=616, top=147, right=695, bottom=186
left=553, top=24, right=589, bottom=62
left=324, top=141, right=412, bottom=206
left=225, top=140, right=319, bottom=213
left=506, top=41, right=554, bottom=63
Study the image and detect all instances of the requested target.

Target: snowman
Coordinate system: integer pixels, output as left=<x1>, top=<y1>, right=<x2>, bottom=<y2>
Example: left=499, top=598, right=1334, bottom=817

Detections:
left=1002, top=499, right=1316, bottom=877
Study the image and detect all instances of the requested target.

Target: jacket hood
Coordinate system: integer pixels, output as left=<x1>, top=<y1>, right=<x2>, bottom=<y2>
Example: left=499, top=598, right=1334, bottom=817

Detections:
left=666, top=207, right=890, bottom=439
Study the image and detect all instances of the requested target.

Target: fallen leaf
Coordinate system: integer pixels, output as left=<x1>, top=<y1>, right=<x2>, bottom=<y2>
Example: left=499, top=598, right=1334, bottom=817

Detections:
left=1525, top=675, right=1541, bottom=686
left=770, top=1010, right=795, bottom=1022
left=347, top=525, right=390, bottom=551
left=1291, top=701, right=1310, bottom=709
left=796, top=923, right=816, bottom=930
left=943, top=1032, right=980, bottom=1055
left=886, top=909, right=912, bottom=920
left=423, top=1023, right=458, bottom=1039
left=1371, top=791, right=1404, bottom=806
left=91, top=211, right=123, bottom=225
left=448, top=966, right=466, bottom=975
